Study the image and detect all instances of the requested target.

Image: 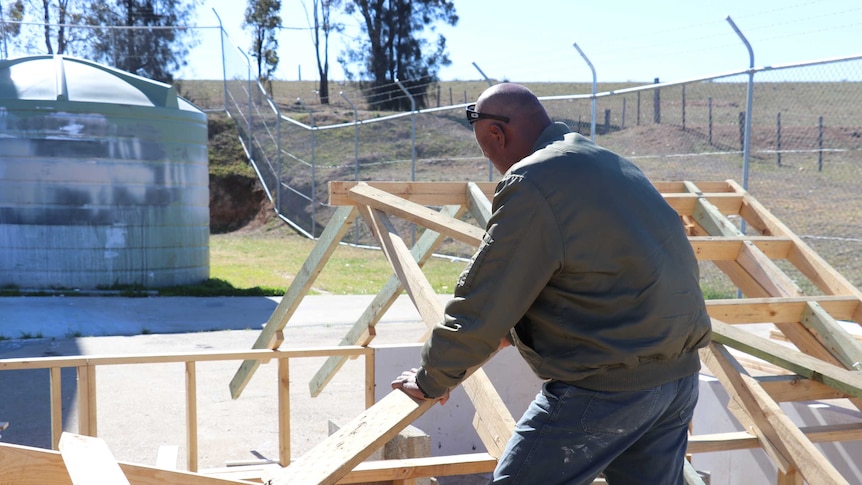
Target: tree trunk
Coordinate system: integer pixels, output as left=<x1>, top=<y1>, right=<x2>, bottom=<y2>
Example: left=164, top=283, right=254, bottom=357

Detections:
left=42, top=0, right=53, bottom=54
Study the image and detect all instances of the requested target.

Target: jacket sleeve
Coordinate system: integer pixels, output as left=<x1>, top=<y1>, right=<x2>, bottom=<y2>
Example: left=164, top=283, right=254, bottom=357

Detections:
left=416, top=174, right=564, bottom=397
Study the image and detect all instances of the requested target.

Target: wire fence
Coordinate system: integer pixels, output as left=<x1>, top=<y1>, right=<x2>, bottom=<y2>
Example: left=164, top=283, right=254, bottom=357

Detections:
left=2, top=20, right=860, bottom=292
left=232, top=51, right=862, bottom=293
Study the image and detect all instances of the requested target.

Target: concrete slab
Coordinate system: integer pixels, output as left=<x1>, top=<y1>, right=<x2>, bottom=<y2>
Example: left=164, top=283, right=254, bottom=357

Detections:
left=0, top=294, right=438, bottom=340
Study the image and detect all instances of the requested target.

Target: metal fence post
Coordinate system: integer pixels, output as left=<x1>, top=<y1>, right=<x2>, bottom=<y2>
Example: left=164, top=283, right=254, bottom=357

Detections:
left=726, top=15, right=755, bottom=195
left=341, top=91, right=361, bottom=244
left=395, top=79, right=417, bottom=244
left=573, top=43, right=597, bottom=142
left=297, top=98, right=316, bottom=236
left=212, top=8, right=228, bottom=113
left=472, top=62, right=493, bottom=87
left=394, top=80, right=416, bottom=182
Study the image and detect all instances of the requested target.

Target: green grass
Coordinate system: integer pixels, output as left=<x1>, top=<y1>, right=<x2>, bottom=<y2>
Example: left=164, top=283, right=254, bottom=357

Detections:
left=208, top=225, right=466, bottom=295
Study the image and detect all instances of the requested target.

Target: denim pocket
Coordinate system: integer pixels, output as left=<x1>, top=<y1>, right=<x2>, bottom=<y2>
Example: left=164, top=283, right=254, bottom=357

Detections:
left=581, top=388, right=660, bottom=435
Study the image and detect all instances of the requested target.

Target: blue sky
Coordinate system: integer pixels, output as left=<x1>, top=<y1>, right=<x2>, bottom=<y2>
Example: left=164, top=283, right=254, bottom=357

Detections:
left=185, top=0, right=862, bottom=83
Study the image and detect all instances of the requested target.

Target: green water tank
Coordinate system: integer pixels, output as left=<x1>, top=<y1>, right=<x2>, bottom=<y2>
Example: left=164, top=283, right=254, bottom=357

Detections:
left=0, top=55, right=209, bottom=290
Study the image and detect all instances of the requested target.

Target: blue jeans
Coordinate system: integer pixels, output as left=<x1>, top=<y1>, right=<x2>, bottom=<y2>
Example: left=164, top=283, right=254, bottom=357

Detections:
left=491, top=373, right=699, bottom=485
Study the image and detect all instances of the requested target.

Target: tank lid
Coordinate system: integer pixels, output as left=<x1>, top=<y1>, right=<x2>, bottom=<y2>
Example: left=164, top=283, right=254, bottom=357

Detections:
left=0, top=55, right=184, bottom=109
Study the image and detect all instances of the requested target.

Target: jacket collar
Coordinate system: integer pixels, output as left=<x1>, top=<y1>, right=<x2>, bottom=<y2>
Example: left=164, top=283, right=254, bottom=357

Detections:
left=531, top=122, right=572, bottom=153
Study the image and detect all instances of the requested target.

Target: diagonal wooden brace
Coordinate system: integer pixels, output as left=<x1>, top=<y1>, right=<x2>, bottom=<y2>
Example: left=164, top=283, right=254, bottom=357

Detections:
left=229, top=206, right=357, bottom=400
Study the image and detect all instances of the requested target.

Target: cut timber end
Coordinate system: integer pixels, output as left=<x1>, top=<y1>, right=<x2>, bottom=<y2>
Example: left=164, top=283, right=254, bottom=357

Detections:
left=59, top=433, right=131, bottom=485
left=268, top=390, right=435, bottom=485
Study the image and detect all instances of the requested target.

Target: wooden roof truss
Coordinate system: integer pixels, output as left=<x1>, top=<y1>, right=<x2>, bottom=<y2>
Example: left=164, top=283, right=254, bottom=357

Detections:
left=229, top=179, right=862, bottom=485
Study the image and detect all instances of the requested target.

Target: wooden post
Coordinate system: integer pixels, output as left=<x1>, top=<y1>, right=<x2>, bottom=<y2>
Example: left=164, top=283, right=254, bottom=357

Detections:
left=365, top=350, right=375, bottom=410
left=682, top=84, right=686, bottom=131
left=603, top=108, right=611, bottom=135
left=653, top=77, right=661, bottom=124
left=278, top=357, right=291, bottom=466
left=50, top=367, right=62, bottom=450
left=436, top=85, right=440, bottom=108
left=76, top=365, right=96, bottom=437
left=621, top=98, right=626, bottom=129
left=739, top=112, right=745, bottom=152
left=818, top=116, right=824, bottom=172
left=185, top=361, right=198, bottom=473
left=777, top=112, right=782, bottom=167
left=708, top=97, right=713, bottom=145
left=637, top=92, right=641, bottom=126
left=449, top=87, right=453, bottom=106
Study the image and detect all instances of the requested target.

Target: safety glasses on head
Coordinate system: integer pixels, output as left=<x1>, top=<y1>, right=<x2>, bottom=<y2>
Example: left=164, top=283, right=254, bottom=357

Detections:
left=466, top=104, right=510, bottom=125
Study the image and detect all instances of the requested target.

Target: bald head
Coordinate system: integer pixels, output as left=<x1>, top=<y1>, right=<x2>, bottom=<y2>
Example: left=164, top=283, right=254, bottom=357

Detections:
left=472, top=83, right=552, bottom=173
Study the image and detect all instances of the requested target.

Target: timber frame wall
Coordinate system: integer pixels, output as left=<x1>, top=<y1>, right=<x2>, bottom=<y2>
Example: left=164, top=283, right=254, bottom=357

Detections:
left=2, top=179, right=862, bottom=484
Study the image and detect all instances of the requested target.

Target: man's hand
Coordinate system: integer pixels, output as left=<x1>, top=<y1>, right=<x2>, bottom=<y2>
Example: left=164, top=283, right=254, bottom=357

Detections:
left=391, top=368, right=450, bottom=405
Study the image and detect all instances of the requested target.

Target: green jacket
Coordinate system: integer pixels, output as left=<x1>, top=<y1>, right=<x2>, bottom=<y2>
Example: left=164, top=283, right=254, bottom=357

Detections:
left=416, top=123, right=712, bottom=397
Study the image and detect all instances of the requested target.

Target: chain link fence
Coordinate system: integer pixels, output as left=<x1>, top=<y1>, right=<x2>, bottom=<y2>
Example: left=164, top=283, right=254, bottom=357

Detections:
left=254, top=58, right=862, bottom=294
left=2, top=20, right=860, bottom=293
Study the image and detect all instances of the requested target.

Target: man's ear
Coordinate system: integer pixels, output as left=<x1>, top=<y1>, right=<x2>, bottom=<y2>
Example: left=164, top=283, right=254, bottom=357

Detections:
left=488, top=122, right=507, bottom=149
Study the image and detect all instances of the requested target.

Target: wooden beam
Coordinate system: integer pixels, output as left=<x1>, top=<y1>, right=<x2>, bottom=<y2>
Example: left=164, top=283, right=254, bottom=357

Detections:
left=348, top=183, right=484, bottom=247
left=329, top=181, right=496, bottom=207
left=59, top=433, right=131, bottom=485
left=653, top=180, right=733, bottom=193
left=50, top=367, right=62, bottom=450
left=712, top=319, right=862, bottom=399
left=268, top=203, right=515, bottom=484
left=268, top=390, right=437, bottom=485
left=309, top=205, right=464, bottom=397
left=76, top=365, right=96, bottom=437
left=335, top=453, right=497, bottom=484
left=356, top=206, right=444, bottom=332
left=278, top=357, right=291, bottom=466
left=685, top=181, right=862, bottom=411
left=800, top=301, right=862, bottom=371
left=185, top=361, right=198, bottom=472
left=700, top=344, right=848, bottom=484
left=756, top=375, right=849, bottom=402
left=464, top=367, right=517, bottom=459
left=466, top=182, right=493, bottom=228
left=330, top=180, right=743, bottom=217
left=700, top=344, right=794, bottom=473
left=355, top=205, right=515, bottom=454
left=689, top=236, right=792, bottom=261
left=704, top=296, right=859, bottom=325
left=229, top=205, right=357, bottom=400
left=727, top=180, right=862, bottom=301
left=688, top=423, right=862, bottom=454
left=0, top=442, right=253, bottom=485
left=685, top=180, right=740, bottom=237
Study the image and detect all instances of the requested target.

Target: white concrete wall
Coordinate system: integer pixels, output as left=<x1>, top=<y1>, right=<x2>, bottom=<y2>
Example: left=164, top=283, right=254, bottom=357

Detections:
left=374, top=343, right=541, bottom=455
left=374, top=344, right=862, bottom=483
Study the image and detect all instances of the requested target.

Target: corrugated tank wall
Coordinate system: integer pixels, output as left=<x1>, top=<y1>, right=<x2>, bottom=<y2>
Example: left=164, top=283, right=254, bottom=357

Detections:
left=0, top=55, right=209, bottom=289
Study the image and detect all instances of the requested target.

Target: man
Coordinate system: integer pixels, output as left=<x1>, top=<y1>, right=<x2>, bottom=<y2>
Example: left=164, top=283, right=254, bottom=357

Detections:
left=392, top=83, right=711, bottom=484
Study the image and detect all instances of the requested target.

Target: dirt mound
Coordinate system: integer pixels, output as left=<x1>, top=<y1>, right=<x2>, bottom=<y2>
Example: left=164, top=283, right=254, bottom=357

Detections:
left=209, top=173, right=273, bottom=233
